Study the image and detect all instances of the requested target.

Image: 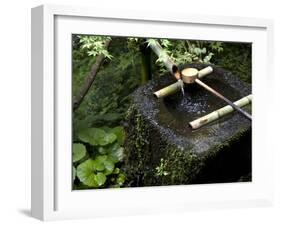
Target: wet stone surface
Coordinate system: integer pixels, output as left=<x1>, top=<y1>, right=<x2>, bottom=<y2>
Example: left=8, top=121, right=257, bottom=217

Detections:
left=124, top=63, right=252, bottom=187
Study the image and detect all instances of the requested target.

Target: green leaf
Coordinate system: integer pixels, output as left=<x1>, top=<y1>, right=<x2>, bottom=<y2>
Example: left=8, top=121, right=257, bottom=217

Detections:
left=103, top=158, right=115, bottom=175
left=77, top=128, right=96, bottom=143
left=94, top=113, right=122, bottom=123
left=93, top=157, right=105, bottom=171
left=100, top=126, right=111, bottom=132
left=76, top=159, right=99, bottom=187
left=78, top=128, right=116, bottom=146
left=193, top=47, right=201, bottom=55
left=113, top=168, right=120, bottom=174
left=108, top=147, right=124, bottom=163
left=146, top=39, right=158, bottom=47
left=160, top=39, right=171, bottom=48
left=100, top=132, right=117, bottom=146
left=111, top=126, right=125, bottom=145
left=89, top=128, right=107, bottom=145
left=93, top=155, right=115, bottom=174
left=94, top=172, right=106, bottom=186
left=72, top=166, right=76, bottom=181
left=72, top=143, right=87, bottom=163
left=116, top=173, right=125, bottom=186
left=97, top=146, right=107, bottom=154
left=201, top=47, right=207, bottom=54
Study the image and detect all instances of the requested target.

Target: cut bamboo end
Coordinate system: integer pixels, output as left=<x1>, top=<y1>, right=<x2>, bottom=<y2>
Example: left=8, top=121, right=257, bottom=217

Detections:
left=189, top=94, right=252, bottom=129
left=153, top=80, right=184, bottom=98
left=198, top=66, right=213, bottom=78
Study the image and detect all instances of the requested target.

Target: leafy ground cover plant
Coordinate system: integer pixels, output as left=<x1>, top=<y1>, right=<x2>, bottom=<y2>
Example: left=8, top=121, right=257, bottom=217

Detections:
left=72, top=126, right=126, bottom=189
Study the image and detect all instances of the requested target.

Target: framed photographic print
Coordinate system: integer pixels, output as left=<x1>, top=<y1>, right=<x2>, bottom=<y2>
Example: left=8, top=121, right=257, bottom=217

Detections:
left=31, top=4, right=274, bottom=221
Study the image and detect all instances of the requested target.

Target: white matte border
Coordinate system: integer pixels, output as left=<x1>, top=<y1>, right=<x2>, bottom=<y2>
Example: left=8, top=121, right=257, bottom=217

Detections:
left=31, top=4, right=274, bottom=221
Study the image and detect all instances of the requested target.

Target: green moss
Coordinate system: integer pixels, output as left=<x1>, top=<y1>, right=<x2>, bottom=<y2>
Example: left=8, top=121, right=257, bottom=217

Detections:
left=124, top=103, right=251, bottom=187
left=124, top=105, right=204, bottom=186
left=124, top=106, right=153, bottom=186
left=160, top=148, right=201, bottom=185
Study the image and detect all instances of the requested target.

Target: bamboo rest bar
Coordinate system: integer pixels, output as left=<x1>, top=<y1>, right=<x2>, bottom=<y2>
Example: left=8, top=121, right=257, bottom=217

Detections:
left=153, top=80, right=184, bottom=98
left=189, top=94, right=252, bottom=129
left=194, top=79, right=252, bottom=120
left=153, top=66, right=213, bottom=98
left=181, top=67, right=252, bottom=121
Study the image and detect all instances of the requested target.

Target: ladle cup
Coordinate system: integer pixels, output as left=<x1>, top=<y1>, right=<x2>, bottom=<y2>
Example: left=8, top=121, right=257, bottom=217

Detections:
left=153, top=66, right=213, bottom=98
left=181, top=66, right=213, bottom=84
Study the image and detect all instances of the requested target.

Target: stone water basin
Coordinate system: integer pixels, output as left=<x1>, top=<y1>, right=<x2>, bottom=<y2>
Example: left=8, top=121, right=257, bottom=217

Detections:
left=124, top=63, right=252, bottom=187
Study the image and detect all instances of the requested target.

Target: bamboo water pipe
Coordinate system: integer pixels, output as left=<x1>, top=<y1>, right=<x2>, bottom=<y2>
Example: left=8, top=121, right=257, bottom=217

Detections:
left=147, top=39, right=181, bottom=80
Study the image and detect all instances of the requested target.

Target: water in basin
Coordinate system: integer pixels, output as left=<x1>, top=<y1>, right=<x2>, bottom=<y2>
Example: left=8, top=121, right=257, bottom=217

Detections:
left=156, top=76, right=242, bottom=136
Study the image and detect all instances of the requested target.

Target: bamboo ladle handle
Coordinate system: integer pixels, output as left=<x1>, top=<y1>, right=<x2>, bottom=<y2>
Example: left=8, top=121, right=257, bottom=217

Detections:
left=181, top=66, right=252, bottom=120
left=195, top=78, right=252, bottom=120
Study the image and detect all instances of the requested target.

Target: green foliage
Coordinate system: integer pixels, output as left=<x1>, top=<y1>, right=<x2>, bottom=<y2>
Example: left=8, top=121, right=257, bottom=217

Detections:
left=155, top=158, right=170, bottom=177
left=72, top=35, right=113, bottom=96
left=72, top=143, right=87, bottom=163
left=78, top=128, right=117, bottom=146
left=111, top=126, right=125, bottom=145
left=73, top=126, right=126, bottom=189
left=72, top=166, right=76, bottom=181
left=212, top=42, right=252, bottom=83
left=148, top=38, right=223, bottom=75
left=78, top=35, right=113, bottom=59
left=73, top=36, right=140, bottom=129
left=77, top=159, right=107, bottom=187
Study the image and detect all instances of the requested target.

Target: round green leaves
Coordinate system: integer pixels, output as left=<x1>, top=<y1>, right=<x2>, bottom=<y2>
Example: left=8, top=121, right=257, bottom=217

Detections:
left=72, top=143, right=87, bottom=163
left=76, top=155, right=115, bottom=187
left=78, top=128, right=117, bottom=146
left=111, top=126, right=125, bottom=145
left=74, top=126, right=126, bottom=188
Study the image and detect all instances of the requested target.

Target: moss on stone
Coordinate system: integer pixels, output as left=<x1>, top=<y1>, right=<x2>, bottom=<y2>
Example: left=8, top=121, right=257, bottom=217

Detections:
left=123, top=63, right=252, bottom=187
left=124, top=105, right=207, bottom=186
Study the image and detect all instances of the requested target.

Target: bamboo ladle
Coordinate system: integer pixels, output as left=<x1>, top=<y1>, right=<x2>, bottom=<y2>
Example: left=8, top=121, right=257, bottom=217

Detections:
left=153, top=66, right=213, bottom=98
left=181, top=67, right=252, bottom=121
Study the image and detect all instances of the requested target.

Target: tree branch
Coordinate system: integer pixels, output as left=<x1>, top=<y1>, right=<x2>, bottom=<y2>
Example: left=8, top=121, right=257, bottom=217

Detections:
left=73, top=39, right=111, bottom=111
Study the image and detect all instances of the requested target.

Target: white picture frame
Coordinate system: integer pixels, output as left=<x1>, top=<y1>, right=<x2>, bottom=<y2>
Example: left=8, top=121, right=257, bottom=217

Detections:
left=31, top=4, right=274, bottom=221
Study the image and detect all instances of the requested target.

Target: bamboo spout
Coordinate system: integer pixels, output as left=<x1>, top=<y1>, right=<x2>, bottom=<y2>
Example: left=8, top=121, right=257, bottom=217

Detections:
left=189, top=94, right=252, bottom=129
left=148, top=39, right=181, bottom=80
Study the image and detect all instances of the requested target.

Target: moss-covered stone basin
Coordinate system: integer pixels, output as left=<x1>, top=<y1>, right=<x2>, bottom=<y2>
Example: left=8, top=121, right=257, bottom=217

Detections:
left=124, top=63, right=252, bottom=187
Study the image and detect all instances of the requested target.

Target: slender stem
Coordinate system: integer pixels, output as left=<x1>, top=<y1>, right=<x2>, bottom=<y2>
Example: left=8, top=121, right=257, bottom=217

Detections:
left=73, top=40, right=111, bottom=111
